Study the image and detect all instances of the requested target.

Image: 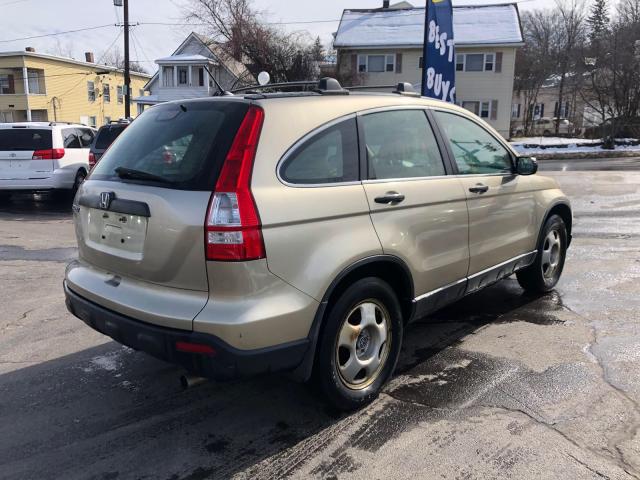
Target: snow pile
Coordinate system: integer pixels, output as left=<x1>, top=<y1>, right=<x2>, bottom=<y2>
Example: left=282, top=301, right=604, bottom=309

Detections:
left=511, top=137, right=640, bottom=155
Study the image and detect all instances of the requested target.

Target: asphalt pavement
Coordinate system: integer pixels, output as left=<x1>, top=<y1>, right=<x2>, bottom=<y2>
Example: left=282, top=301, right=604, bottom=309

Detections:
left=1, top=157, right=640, bottom=479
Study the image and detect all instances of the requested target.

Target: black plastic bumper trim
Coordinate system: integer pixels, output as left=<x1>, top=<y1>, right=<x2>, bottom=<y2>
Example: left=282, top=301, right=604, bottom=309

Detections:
left=64, top=281, right=309, bottom=380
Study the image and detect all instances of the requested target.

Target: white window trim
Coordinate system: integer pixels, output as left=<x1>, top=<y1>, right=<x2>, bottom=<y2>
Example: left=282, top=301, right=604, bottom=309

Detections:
left=460, top=99, right=493, bottom=119
left=457, top=53, right=495, bottom=72
left=87, top=81, right=96, bottom=102
left=357, top=54, right=396, bottom=73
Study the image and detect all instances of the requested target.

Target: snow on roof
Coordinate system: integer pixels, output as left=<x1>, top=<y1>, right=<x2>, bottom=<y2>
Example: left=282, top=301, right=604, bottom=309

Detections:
left=334, top=4, right=523, bottom=48
left=155, top=54, right=212, bottom=63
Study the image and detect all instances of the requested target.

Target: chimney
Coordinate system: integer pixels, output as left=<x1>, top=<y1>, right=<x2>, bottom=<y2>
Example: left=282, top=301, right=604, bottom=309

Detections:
left=383, top=0, right=390, bottom=8
left=25, top=47, right=35, bottom=52
left=85, top=52, right=95, bottom=63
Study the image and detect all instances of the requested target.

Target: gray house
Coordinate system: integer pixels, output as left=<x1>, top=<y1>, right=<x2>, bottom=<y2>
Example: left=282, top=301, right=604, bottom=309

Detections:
left=333, top=1, right=524, bottom=137
left=134, top=32, right=253, bottom=113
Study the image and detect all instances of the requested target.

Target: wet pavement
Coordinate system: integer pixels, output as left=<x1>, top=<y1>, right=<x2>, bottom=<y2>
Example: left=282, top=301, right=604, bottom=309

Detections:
left=1, top=162, right=640, bottom=479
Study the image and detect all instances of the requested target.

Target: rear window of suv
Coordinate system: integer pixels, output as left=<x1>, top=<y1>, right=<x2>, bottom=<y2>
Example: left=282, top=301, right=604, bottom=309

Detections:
left=0, top=129, right=52, bottom=151
left=90, top=101, right=249, bottom=190
left=94, top=125, right=127, bottom=150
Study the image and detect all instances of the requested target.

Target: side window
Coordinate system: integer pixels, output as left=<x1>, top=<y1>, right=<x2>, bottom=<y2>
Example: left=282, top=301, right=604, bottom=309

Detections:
left=280, top=118, right=359, bottom=185
left=62, top=128, right=81, bottom=149
left=434, top=111, right=512, bottom=175
left=77, top=128, right=94, bottom=147
left=361, top=110, right=446, bottom=180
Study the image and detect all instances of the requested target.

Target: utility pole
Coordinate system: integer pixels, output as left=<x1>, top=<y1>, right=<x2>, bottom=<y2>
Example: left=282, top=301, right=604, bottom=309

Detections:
left=114, top=0, right=130, bottom=118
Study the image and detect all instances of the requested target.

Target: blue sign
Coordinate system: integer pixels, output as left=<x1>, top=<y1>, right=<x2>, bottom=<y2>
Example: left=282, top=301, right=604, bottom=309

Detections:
left=421, top=0, right=456, bottom=103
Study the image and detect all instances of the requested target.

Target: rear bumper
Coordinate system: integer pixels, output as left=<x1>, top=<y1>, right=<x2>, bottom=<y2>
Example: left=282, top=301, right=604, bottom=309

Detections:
left=64, top=281, right=310, bottom=379
left=0, top=167, right=76, bottom=191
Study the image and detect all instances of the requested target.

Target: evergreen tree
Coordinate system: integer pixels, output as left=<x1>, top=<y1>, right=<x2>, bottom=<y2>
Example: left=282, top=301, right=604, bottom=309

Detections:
left=310, top=36, right=325, bottom=63
left=587, top=0, right=610, bottom=43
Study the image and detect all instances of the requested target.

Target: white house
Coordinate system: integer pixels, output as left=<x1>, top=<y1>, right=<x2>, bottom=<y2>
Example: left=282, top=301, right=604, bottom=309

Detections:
left=134, top=32, right=253, bottom=113
left=333, top=2, right=524, bottom=137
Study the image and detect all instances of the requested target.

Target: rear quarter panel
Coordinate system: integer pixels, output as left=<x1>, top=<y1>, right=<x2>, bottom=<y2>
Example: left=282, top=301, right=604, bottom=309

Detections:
left=251, top=99, right=384, bottom=302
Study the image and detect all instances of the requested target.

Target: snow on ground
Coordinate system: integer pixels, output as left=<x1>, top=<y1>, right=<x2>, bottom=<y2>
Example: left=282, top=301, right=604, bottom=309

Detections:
left=510, top=137, right=640, bottom=155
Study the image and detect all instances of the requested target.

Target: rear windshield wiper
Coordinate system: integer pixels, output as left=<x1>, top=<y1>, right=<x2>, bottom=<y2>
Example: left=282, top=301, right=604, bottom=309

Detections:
left=114, top=167, right=175, bottom=185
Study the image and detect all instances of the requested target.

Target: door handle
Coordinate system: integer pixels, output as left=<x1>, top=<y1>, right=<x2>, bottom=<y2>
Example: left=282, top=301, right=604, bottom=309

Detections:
left=374, top=191, right=405, bottom=204
left=469, top=184, right=489, bottom=194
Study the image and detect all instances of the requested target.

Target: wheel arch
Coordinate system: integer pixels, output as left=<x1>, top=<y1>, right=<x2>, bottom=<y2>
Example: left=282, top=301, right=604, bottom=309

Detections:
left=542, top=201, right=573, bottom=246
left=290, top=255, right=415, bottom=382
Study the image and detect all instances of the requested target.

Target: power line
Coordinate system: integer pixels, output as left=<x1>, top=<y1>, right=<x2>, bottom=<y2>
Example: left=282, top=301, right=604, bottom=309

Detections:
left=0, top=24, right=114, bottom=44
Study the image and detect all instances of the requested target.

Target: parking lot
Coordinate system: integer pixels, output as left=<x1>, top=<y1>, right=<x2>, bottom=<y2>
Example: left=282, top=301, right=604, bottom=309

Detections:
left=1, top=159, right=640, bottom=479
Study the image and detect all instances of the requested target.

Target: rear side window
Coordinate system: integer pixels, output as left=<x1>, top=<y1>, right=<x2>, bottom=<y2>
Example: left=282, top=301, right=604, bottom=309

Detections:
left=90, top=101, right=249, bottom=190
left=95, top=125, right=126, bottom=150
left=361, top=110, right=446, bottom=180
left=62, top=128, right=81, bottom=149
left=0, top=129, right=52, bottom=151
left=280, top=118, right=359, bottom=185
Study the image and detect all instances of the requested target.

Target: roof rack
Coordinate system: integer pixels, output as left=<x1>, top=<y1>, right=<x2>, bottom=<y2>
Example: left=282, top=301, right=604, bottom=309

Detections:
left=232, top=77, right=349, bottom=96
left=231, top=78, right=422, bottom=98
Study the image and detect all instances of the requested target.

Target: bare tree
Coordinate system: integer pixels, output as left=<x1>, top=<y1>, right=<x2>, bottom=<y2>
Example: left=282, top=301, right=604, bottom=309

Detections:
left=514, top=10, right=559, bottom=135
left=553, top=0, right=587, bottom=134
left=52, top=38, right=76, bottom=59
left=184, top=0, right=319, bottom=83
left=101, top=48, right=150, bottom=74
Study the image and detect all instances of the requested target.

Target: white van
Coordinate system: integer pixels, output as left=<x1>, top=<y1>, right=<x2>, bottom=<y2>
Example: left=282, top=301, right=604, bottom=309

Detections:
left=0, top=122, right=96, bottom=197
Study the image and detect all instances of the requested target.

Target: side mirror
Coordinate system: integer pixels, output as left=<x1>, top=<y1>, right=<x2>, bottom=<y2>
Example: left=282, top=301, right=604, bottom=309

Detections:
left=516, top=156, right=538, bottom=175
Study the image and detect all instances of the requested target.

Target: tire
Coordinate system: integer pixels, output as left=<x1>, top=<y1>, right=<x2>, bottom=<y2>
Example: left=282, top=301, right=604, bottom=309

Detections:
left=314, top=277, right=403, bottom=411
left=517, top=215, right=567, bottom=293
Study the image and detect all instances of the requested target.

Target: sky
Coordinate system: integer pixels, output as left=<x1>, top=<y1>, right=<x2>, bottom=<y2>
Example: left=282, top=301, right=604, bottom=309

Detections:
left=0, top=0, right=557, bottom=74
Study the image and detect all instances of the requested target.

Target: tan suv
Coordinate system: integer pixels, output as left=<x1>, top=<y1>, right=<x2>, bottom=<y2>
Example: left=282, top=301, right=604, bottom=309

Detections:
left=64, top=79, right=572, bottom=410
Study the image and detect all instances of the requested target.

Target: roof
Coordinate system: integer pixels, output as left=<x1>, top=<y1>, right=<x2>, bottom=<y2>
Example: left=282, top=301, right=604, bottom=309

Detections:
left=143, top=32, right=253, bottom=90
left=333, top=3, right=524, bottom=48
left=0, top=51, right=152, bottom=78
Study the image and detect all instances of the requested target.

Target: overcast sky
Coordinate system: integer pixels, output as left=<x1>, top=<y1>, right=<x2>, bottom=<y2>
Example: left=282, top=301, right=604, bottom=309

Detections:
left=1, top=0, right=556, bottom=73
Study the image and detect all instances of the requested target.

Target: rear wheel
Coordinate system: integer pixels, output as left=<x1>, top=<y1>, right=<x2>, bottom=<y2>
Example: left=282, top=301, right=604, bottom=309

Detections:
left=517, top=215, right=567, bottom=293
left=315, top=277, right=403, bottom=411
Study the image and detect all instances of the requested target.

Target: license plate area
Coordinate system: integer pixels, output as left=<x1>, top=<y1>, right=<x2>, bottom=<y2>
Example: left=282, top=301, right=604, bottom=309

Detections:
left=84, top=207, right=148, bottom=260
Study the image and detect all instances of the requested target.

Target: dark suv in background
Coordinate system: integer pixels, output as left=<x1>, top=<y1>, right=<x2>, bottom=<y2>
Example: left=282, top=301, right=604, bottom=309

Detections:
left=89, top=119, right=131, bottom=169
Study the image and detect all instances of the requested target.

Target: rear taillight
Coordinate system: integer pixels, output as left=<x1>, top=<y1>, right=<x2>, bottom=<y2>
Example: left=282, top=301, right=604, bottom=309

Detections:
left=205, top=105, right=265, bottom=261
left=32, top=148, right=65, bottom=160
left=88, top=152, right=96, bottom=169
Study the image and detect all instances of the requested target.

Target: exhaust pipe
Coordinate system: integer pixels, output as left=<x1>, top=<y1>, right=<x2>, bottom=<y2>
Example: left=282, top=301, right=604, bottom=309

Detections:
left=180, top=374, right=207, bottom=390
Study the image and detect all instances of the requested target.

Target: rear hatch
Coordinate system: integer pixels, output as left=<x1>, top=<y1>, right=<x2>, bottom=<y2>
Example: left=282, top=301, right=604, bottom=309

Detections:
left=91, top=124, right=128, bottom=162
left=0, top=127, right=54, bottom=180
left=70, top=100, right=250, bottom=329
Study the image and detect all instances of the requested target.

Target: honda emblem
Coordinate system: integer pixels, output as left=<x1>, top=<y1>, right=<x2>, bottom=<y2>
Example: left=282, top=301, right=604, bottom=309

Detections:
left=99, top=192, right=114, bottom=210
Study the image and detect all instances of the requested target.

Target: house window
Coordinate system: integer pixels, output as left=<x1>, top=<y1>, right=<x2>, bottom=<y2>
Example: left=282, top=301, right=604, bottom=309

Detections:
left=103, top=84, right=110, bottom=103
left=484, top=53, right=495, bottom=72
left=0, top=111, right=14, bottom=122
left=480, top=101, right=491, bottom=119
left=357, top=54, right=395, bottom=73
left=0, top=74, right=14, bottom=94
left=117, top=86, right=123, bottom=104
left=512, top=103, right=521, bottom=119
left=87, top=81, right=96, bottom=102
left=418, top=56, right=423, bottom=69
left=89, top=116, right=97, bottom=127
left=457, top=53, right=495, bottom=72
left=104, top=116, right=111, bottom=124
left=162, top=66, right=174, bottom=87
left=27, top=70, right=41, bottom=94
left=196, top=67, right=205, bottom=87
left=177, top=66, right=189, bottom=86
left=462, top=100, right=493, bottom=119
left=462, top=101, right=480, bottom=116
left=139, top=88, right=144, bottom=97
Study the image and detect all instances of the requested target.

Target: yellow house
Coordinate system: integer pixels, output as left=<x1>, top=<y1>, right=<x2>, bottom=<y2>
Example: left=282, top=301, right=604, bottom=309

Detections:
left=0, top=49, right=151, bottom=126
